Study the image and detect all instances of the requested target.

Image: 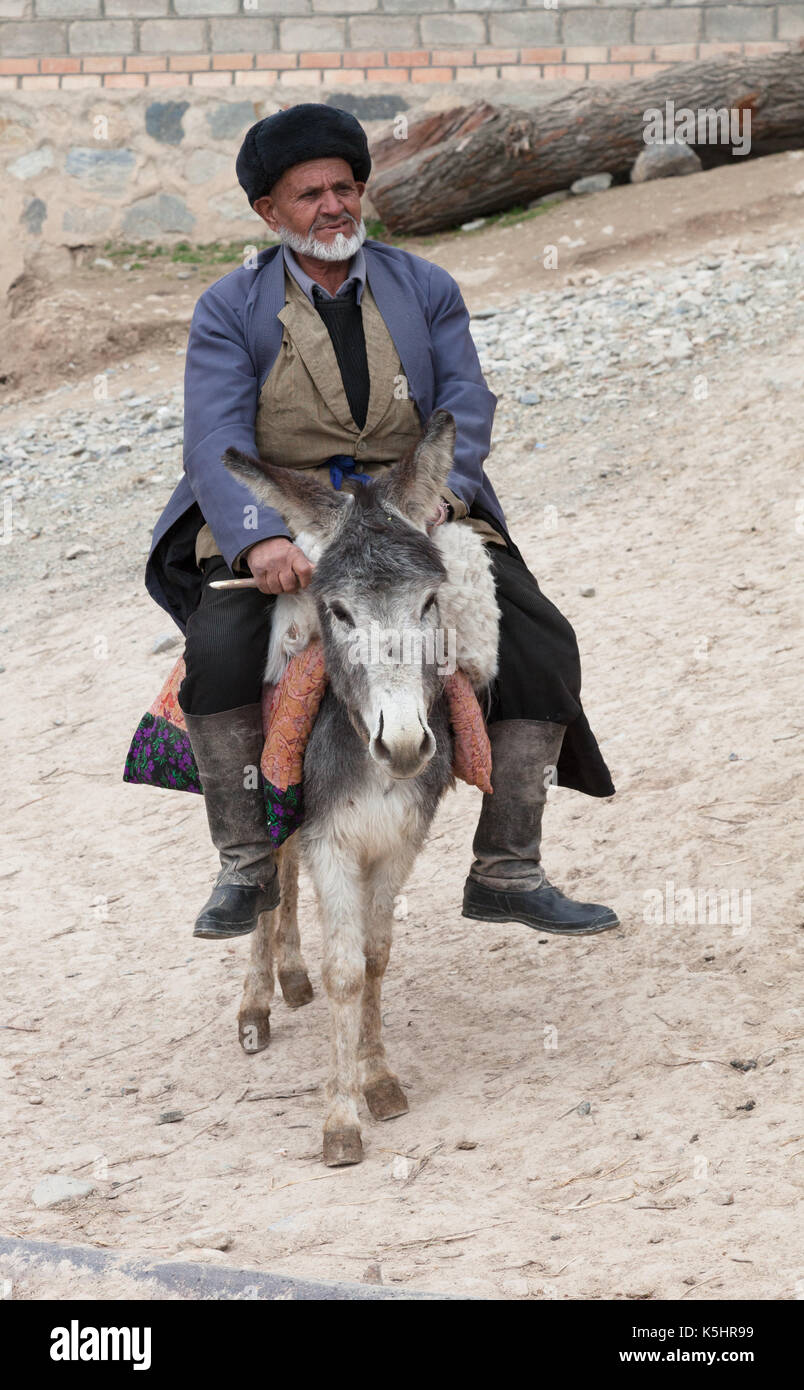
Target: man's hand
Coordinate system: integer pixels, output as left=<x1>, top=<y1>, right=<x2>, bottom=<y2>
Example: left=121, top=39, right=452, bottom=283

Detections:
left=245, top=537, right=314, bottom=595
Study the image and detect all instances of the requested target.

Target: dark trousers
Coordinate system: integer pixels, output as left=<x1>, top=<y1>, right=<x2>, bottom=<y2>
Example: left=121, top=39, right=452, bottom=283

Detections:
left=179, top=542, right=614, bottom=798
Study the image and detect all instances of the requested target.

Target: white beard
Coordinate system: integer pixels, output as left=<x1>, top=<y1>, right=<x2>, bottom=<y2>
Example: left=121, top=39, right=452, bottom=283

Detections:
left=277, top=216, right=367, bottom=264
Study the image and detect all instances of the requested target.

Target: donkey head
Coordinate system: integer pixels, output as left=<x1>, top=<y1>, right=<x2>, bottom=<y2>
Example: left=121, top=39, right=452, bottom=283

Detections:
left=224, top=410, right=456, bottom=779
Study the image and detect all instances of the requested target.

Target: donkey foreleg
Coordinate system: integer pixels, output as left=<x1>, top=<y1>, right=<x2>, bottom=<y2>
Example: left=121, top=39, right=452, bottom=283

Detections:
left=273, top=834, right=313, bottom=1009
left=306, top=840, right=366, bottom=1166
left=360, top=857, right=414, bottom=1122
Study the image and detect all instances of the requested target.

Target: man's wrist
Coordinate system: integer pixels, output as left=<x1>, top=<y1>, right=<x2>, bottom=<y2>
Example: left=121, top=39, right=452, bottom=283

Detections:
left=235, top=534, right=291, bottom=570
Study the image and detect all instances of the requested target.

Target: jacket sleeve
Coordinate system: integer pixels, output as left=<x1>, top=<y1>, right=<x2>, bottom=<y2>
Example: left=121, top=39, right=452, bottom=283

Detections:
left=182, top=285, right=291, bottom=569
left=426, top=263, right=497, bottom=517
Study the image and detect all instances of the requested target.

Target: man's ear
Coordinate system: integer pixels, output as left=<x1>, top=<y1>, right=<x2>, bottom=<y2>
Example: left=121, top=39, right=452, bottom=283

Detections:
left=223, top=449, right=351, bottom=540
left=252, top=195, right=277, bottom=233
left=379, top=410, right=456, bottom=529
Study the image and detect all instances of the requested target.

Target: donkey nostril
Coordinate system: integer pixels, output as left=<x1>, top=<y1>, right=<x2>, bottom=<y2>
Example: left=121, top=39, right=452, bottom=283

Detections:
left=419, top=724, right=432, bottom=757
left=373, top=711, right=391, bottom=762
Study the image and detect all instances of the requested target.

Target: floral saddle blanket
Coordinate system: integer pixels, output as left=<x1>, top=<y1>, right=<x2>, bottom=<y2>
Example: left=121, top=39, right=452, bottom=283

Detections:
left=123, top=643, right=493, bottom=848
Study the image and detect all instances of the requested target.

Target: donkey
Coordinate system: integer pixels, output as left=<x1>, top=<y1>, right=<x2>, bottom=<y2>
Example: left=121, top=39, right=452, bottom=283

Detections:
left=223, top=410, right=494, bottom=1166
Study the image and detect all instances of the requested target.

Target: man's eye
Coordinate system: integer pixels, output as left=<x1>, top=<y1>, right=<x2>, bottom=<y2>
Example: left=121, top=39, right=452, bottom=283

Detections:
left=329, top=601, right=355, bottom=627
left=421, top=594, right=436, bottom=619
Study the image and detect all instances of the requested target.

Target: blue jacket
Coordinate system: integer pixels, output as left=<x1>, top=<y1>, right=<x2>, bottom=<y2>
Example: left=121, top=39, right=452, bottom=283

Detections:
left=146, top=238, right=507, bottom=629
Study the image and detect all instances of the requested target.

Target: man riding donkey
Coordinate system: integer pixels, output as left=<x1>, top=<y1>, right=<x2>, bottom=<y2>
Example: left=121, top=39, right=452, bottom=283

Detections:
left=143, top=103, right=619, bottom=942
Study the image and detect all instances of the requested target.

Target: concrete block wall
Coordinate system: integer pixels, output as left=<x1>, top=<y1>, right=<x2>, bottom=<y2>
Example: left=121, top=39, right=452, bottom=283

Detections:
left=0, top=2, right=802, bottom=91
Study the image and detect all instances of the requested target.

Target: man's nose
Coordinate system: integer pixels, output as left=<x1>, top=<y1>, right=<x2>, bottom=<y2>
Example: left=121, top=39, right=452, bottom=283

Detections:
left=318, top=191, right=348, bottom=217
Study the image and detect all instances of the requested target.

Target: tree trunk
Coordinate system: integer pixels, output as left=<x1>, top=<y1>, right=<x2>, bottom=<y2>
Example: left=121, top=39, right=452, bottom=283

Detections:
left=368, top=53, right=804, bottom=236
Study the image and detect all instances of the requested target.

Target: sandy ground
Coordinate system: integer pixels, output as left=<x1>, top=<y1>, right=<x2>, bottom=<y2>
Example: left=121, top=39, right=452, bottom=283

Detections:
left=1, top=155, right=803, bottom=1301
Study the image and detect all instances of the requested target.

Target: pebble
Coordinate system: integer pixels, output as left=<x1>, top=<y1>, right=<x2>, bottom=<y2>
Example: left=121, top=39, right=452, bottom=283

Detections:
left=152, top=633, right=183, bottom=654
left=631, top=141, right=702, bottom=184
left=157, top=1109, right=185, bottom=1124
left=579, top=586, right=596, bottom=597
left=187, top=1228, right=233, bottom=1251
left=571, top=173, right=613, bottom=195
left=32, top=1175, right=96, bottom=1208
left=665, top=332, right=692, bottom=360
left=528, top=190, right=570, bottom=207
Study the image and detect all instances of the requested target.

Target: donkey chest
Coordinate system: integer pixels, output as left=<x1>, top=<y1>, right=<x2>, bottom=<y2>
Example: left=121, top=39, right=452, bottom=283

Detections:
left=304, top=763, right=428, bottom=861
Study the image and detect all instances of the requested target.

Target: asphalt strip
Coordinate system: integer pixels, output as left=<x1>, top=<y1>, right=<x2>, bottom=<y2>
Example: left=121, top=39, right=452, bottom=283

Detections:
left=0, top=1235, right=448, bottom=1301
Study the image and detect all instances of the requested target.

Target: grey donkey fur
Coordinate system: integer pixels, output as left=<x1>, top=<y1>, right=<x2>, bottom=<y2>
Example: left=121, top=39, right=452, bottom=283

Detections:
left=223, top=410, right=495, bottom=1167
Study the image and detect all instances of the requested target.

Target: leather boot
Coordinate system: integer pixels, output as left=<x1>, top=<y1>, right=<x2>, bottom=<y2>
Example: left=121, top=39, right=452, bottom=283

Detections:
left=184, top=704, right=280, bottom=939
left=462, top=719, right=618, bottom=935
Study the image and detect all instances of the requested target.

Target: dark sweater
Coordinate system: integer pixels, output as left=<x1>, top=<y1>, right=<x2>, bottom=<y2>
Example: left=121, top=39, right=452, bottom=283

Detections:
left=312, top=281, right=370, bottom=432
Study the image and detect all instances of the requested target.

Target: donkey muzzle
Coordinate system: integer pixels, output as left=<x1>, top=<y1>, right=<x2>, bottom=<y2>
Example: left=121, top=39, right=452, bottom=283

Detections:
left=369, top=704, right=436, bottom=779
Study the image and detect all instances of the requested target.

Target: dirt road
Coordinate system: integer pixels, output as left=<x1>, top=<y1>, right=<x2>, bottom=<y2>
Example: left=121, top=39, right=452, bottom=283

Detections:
left=1, top=154, right=802, bottom=1300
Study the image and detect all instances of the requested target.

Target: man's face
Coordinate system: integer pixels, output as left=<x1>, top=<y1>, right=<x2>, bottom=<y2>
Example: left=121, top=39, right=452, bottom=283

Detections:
left=254, top=157, right=366, bottom=261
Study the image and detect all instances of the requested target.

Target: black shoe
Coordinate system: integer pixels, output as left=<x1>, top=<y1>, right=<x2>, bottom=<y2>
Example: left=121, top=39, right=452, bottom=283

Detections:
left=193, top=875, right=280, bottom=940
left=462, top=876, right=619, bottom=936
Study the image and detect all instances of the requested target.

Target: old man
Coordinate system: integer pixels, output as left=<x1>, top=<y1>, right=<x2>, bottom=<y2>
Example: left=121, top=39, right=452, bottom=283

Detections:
left=145, top=103, right=618, bottom=941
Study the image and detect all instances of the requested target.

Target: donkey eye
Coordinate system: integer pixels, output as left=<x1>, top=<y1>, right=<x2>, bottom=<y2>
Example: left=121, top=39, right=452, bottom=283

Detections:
left=329, top=601, right=355, bottom=628
left=421, top=593, right=437, bottom=619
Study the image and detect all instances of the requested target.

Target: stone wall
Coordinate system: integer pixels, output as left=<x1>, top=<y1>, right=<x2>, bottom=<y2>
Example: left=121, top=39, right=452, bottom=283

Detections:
left=0, top=3, right=802, bottom=91
left=5, top=88, right=269, bottom=259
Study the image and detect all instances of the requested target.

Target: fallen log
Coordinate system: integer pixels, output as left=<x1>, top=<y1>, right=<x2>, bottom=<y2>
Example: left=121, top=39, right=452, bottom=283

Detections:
left=368, top=52, right=804, bottom=235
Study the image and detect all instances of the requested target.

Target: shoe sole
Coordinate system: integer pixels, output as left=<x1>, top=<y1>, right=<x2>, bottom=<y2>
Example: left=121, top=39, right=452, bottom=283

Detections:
left=461, top=905, right=620, bottom=936
left=193, top=922, right=259, bottom=939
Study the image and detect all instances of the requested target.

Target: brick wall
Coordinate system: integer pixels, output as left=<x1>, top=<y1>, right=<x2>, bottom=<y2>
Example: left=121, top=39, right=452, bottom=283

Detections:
left=1, top=2, right=802, bottom=90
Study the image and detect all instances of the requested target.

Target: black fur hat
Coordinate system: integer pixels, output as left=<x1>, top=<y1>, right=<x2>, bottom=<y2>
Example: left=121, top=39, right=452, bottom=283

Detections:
left=236, top=103, right=371, bottom=206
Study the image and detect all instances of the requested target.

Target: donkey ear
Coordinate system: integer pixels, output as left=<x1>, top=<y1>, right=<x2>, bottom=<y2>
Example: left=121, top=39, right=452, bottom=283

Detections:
left=223, top=448, right=350, bottom=540
left=380, top=410, right=457, bottom=529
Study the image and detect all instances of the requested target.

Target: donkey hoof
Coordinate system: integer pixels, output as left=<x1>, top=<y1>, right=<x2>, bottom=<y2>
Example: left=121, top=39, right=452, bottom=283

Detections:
left=323, top=1127, right=363, bottom=1167
left=364, top=1077, right=409, bottom=1122
left=238, top=1011, right=270, bottom=1053
left=279, top=969, right=314, bottom=1009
